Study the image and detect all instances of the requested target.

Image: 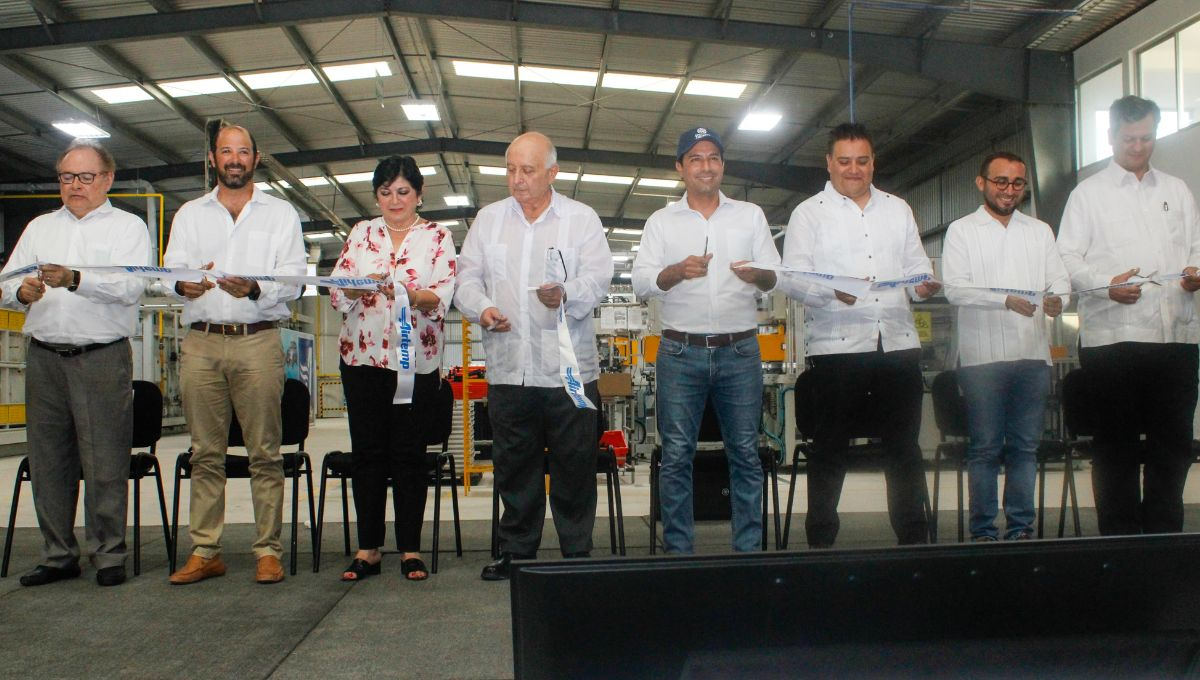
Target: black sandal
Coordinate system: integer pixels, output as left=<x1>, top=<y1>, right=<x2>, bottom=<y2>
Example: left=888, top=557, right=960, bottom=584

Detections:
left=401, top=557, right=429, bottom=581
left=341, top=558, right=381, bottom=582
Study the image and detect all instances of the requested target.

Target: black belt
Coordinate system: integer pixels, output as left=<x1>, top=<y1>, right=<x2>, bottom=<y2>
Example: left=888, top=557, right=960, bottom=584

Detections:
left=190, top=321, right=276, bottom=336
left=662, top=328, right=756, bottom=348
left=30, top=337, right=125, bottom=358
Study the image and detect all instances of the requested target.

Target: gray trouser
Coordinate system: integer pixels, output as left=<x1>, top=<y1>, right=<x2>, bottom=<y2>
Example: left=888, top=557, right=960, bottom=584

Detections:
left=26, top=339, right=133, bottom=569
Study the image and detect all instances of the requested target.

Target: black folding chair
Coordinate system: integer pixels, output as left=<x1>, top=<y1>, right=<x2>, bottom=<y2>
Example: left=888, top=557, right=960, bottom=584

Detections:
left=2, top=380, right=170, bottom=577
left=781, top=369, right=934, bottom=549
left=170, top=378, right=316, bottom=575
left=315, top=378, right=462, bottom=573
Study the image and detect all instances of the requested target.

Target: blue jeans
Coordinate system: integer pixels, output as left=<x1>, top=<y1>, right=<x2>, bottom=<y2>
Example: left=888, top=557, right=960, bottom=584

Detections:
left=958, top=360, right=1049, bottom=540
left=656, top=334, right=764, bottom=553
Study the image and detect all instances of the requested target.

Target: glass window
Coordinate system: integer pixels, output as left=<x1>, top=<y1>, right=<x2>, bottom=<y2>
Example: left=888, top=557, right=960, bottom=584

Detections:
left=1078, top=63, right=1123, bottom=167
left=1138, top=37, right=1179, bottom=136
left=1180, top=21, right=1200, bottom=130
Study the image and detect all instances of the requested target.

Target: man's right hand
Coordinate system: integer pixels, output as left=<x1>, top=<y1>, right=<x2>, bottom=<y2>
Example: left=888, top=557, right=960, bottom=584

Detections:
left=657, top=253, right=713, bottom=291
left=834, top=290, right=857, bottom=306
left=480, top=307, right=511, bottom=332
left=1005, top=295, right=1037, bottom=317
left=175, top=262, right=216, bottom=300
left=16, top=276, right=45, bottom=305
left=1108, top=268, right=1142, bottom=305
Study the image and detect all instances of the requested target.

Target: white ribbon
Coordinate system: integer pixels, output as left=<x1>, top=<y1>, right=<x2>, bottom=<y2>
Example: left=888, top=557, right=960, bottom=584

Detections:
left=66, top=264, right=384, bottom=289
left=740, top=262, right=874, bottom=298
left=0, top=262, right=44, bottom=283
left=554, top=296, right=596, bottom=410
left=392, top=289, right=416, bottom=405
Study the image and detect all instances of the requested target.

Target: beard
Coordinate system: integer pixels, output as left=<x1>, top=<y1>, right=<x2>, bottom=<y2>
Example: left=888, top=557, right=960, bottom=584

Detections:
left=216, top=161, right=255, bottom=189
left=984, top=194, right=1017, bottom=217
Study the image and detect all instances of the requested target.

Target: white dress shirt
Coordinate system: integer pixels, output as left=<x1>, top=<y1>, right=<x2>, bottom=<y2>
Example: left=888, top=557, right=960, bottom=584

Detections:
left=942, top=206, right=1071, bottom=367
left=631, top=191, right=780, bottom=333
left=0, top=202, right=149, bottom=344
left=780, top=182, right=933, bottom=356
left=1057, top=161, right=1200, bottom=347
left=454, top=190, right=613, bottom=387
left=163, top=186, right=307, bottom=324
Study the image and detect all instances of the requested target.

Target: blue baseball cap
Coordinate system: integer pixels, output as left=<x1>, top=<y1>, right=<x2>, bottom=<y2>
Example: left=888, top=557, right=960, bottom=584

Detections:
left=676, top=126, right=724, bottom=160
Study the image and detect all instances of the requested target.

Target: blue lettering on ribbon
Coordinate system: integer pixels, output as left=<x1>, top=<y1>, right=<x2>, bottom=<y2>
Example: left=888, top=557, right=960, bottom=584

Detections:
left=397, top=306, right=412, bottom=370
left=564, top=366, right=587, bottom=408
left=124, top=265, right=170, bottom=273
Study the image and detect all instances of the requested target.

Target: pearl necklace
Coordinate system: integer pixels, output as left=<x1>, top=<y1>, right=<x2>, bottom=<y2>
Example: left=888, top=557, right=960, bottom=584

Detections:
left=384, top=215, right=422, bottom=233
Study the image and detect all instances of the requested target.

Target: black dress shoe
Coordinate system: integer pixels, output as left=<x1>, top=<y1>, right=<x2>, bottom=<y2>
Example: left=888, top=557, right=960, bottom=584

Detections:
left=481, top=553, right=534, bottom=581
left=96, top=565, right=126, bottom=587
left=19, top=564, right=82, bottom=587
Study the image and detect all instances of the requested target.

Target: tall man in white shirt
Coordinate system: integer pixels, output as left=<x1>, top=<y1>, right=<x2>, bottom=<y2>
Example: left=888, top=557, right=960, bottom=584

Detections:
left=455, top=132, right=613, bottom=580
left=942, top=151, right=1070, bottom=542
left=165, top=121, right=307, bottom=584
left=1057, top=96, right=1200, bottom=535
left=0, top=139, right=149, bottom=587
left=781, top=123, right=940, bottom=548
left=632, top=127, right=779, bottom=553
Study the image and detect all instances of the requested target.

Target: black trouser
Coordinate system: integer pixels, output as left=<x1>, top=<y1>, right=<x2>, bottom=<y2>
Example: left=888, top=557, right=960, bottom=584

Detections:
left=1079, top=342, right=1198, bottom=535
left=340, top=362, right=439, bottom=552
left=488, top=381, right=600, bottom=557
left=806, top=346, right=929, bottom=547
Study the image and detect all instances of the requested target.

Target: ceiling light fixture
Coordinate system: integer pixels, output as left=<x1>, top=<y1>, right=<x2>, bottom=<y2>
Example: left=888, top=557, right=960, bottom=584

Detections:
left=739, top=113, right=782, bottom=131
left=402, top=103, right=440, bottom=121
left=602, top=72, right=680, bottom=93
left=444, top=195, right=471, bottom=206
left=685, top=80, right=747, bottom=98
left=52, top=121, right=110, bottom=138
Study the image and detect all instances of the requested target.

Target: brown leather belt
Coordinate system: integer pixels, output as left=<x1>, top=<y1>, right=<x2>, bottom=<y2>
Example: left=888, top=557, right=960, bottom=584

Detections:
left=30, top=337, right=125, bottom=358
left=661, top=328, right=756, bottom=348
left=190, top=321, right=276, bottom=336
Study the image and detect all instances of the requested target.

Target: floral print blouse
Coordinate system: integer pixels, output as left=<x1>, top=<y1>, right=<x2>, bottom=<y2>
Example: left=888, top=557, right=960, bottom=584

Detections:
left=330, top=217, right=457, bottom=373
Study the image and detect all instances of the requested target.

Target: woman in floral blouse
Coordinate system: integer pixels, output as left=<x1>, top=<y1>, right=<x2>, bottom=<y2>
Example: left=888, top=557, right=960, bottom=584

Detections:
left=329, top=155, right=456, bottom=581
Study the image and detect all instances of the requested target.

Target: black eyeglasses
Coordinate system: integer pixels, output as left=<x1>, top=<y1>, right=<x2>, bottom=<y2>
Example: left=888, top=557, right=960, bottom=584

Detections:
left=58, top=172, right=106, bottom=185
left=983, top=176, right=1028, bottom=191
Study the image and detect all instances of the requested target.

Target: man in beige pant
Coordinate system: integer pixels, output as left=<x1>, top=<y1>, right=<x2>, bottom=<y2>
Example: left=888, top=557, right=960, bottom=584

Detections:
left=164, top=120, right=307, bottom=584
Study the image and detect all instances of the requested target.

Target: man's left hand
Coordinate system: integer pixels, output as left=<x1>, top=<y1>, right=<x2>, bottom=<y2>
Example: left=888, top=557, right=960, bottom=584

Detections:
left=536, top=283, right=565, bottom=309
left=730, top=261, right=777, bottom=290
left=1183, top=266, right=1200, bottom=292
left=216, top=275, right=259, bottom=299
left=39, top=264, right=74, bottom=289
left=1043, top=295, right=1064, bottom=318
left=915, top=280, right=942, bottom=299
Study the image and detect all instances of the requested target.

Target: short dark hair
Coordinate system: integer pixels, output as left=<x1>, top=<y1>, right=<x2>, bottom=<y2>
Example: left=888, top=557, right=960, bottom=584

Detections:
left=1109, top=95, right=1161, bottom=136
left=827, top=122, right=873, bottom=156
left=979, top=151, right=1026, bottom=179
left=206, top=118, right=258, bottom=158
left=372, top=155, right=424, bottom=194
left=56, top=138, right=115, bottom=173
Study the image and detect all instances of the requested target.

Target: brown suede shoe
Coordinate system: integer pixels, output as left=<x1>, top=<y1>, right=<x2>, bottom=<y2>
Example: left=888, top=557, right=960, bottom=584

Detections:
left=169, top=554, right=226, bottom=585
left=255, top=555, right=285, bottom=584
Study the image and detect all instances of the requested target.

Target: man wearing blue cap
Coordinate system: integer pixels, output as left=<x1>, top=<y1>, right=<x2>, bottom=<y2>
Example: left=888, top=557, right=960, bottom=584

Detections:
left=632, top=127, right=781, bottom=553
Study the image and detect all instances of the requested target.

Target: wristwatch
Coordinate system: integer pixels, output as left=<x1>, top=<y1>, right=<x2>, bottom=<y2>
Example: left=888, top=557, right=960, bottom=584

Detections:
left=67, top=269, right=80, bottom=292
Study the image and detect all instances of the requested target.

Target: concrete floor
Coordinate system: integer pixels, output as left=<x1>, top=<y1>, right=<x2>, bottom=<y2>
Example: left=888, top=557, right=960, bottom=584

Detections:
left=1, top=418, right=1195, bottom=679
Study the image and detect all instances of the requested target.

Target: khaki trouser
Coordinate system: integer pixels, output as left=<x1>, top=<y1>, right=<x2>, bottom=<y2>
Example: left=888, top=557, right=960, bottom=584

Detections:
left=180, top=327, right=285, bottom=559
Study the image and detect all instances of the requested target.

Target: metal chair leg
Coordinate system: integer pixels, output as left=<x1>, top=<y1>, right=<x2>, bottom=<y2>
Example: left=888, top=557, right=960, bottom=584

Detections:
left=1, top=458, right=29, bottom=578
left=150, top=459, right=172, bottom=573
left=315, top=458, right=330, bottom=573
left=133, top=474, right=142, bottom=576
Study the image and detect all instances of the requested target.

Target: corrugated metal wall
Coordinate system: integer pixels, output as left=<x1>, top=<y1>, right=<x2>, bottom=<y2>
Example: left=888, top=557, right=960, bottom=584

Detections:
left=897, top=129, right=1033, bottom=259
